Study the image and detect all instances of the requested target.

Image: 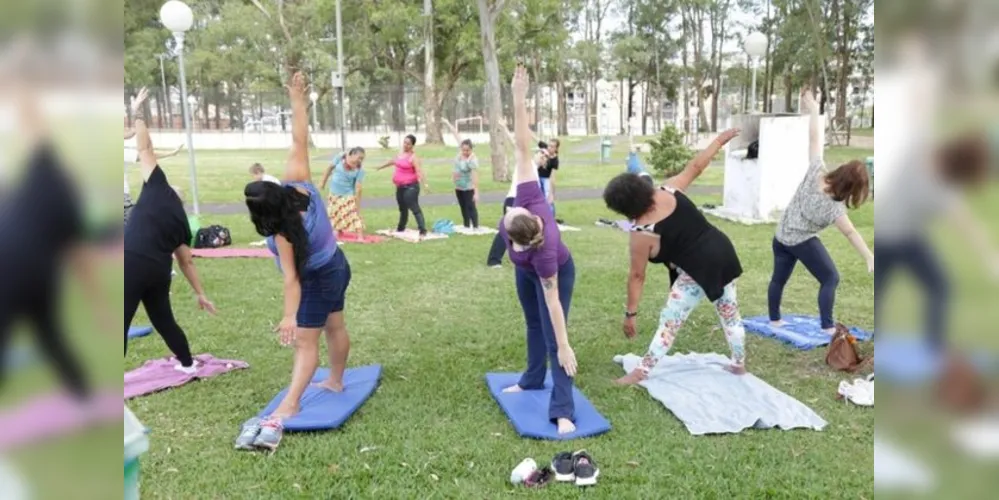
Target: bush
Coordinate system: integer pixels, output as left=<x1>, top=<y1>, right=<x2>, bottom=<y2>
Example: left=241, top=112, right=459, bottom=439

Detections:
left=378, top=136, right=391, bottom=150
left=647, top=125, right=694, bottom=178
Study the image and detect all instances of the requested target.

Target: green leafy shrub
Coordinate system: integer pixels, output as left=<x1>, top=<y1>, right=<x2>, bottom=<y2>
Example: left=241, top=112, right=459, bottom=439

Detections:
left=378, top=136, right=391, bottom=150
left=648, top=125, right=694, bottom=178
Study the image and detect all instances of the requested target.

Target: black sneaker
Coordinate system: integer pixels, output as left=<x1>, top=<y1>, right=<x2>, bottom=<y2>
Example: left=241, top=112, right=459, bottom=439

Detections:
left=551, top=451, right=575, bottom=482
left=524, top=466, right=554, bottom=488
left=556, top=218, right=566, bottom=225
left=572, top=451, right=599, bottom=487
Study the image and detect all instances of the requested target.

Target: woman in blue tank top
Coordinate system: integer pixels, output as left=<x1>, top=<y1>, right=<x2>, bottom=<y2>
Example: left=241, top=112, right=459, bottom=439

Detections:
left=239, top=72, right=353, bottom=451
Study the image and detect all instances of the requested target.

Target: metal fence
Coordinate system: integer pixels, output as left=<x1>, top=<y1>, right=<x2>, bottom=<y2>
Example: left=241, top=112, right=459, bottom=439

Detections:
left=122, top=82, right=737, bottom=137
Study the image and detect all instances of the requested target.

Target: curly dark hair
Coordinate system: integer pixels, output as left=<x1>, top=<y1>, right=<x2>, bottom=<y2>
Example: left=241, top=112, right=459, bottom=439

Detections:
left=244, top=181, right=311, bottom=277
left=603, top=173, right=657, bottom=220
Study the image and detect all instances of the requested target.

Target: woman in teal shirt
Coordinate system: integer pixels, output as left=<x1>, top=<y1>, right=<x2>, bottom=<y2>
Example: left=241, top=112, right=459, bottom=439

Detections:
left=452, top=139, right=480, bottom=229
left=320, top=147, right=366, bottom=237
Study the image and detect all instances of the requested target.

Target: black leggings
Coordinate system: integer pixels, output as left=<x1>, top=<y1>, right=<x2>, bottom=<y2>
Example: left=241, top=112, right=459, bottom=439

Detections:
left=487, top=197, right=515, bottom=266
left=124, top=254, right=194, bottom=367
left=455, top=189, right=479, bottom=228
left=768, top=237, right=840, bottom=329
left=0, top=274, right=90, bottom=400
left=874, top=238, right=948, bottom=348
left=395, top=183, right=427, bottom=234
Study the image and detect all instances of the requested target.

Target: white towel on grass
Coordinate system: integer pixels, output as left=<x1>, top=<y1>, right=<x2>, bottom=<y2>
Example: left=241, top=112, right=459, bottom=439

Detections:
left=375, top=229, right=448, bottom=243
left=614, top=353, right=827, bottom=435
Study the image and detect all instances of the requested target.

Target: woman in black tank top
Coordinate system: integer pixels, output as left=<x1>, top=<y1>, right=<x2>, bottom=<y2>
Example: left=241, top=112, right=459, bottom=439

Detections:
left=602, top=129, right=749, bottom=385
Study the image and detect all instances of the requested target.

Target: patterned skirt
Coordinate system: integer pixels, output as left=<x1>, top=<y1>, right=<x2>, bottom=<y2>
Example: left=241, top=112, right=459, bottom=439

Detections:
left=327, top=195, right=364, bottom=234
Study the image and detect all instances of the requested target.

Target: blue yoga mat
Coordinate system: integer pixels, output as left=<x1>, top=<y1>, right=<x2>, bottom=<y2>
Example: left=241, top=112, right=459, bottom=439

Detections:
left=743, top=315, right=872, bottom=350
left=485, top=372, right=611, bottom=441
left=127, top=326, right=153, bottom=339
left=875, top=336, right=995, bottom=384
left=259, top=365, right=381, bottom=432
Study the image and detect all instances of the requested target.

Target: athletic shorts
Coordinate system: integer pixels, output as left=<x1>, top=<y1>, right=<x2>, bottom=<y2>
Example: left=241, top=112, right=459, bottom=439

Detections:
left=296, top=249, right=351, bottom=328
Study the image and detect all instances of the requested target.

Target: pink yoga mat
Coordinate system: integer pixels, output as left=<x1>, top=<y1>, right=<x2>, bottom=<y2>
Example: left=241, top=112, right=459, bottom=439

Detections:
left=0, top=390, right=122, bottom=451
left=337, top=232, right=386, bottom=244
left=191, top=247, right=273, bottom=258
left=124, top=354, right=249, bottom=399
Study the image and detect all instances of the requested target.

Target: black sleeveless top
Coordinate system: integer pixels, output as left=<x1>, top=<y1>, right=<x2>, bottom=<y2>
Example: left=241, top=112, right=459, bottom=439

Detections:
left=631, top=186, right=742, bottom=301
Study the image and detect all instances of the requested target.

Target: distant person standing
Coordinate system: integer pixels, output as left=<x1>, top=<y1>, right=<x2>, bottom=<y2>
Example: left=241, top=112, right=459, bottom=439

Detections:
left=538, top=139, right=560, bottom=217
left=320, top=147, right=367, bottom=237
left=377, top=135, right=430, bottom=237
left=249, top=163, right=282, bottom=185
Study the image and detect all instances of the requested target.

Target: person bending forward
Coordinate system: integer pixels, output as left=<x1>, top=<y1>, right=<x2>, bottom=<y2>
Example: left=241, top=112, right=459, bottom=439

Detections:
left=604, top=128, right=747, bottom=385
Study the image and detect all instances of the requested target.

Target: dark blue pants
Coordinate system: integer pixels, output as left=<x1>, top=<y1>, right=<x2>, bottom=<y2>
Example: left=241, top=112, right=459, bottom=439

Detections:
left=515, top=256, right=576, bottom=422
left=486, top=197, right=515, bottom=266
left=874, top=237, right=948, bottom=349
left=768, top=237, right=840, bottom=329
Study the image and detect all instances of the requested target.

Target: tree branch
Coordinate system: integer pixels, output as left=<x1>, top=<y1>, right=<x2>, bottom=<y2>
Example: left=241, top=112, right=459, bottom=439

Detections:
left=249, top=0, right=272, bottom=19
left=277, top=0, right=293, bottom=44
left=489, top=0, right=507, bottom=22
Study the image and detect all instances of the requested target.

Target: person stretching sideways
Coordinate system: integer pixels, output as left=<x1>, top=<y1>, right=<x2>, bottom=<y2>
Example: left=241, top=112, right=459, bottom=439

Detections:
left=239, top=72, right=353, bottom=451
left=500, top=65, right=579, bottom=435
left=124, top=88, right=216, bottom=370
left=377, top=135, right=430, bottom=237
left=320, top=147, right=367, bottom=237
left=768, top=89, right=874, bottom=335
left=604, top=127, right=746, bottom=385
left=443, top=119, right=481, bottom=229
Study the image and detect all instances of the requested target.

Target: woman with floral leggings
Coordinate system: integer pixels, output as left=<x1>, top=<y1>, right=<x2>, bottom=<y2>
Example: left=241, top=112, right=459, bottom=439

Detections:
left=602, top=128, right=748, bottom=384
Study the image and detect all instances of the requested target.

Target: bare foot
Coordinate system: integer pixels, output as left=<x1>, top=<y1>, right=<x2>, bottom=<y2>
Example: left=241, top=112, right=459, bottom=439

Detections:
left=314, top=379, right=344, bottom=392
left=725, top=364, right=747, bottom=375
left=556, top=418, right=576, bottom=435
left=614, top=369, right=648, bottom=386
left=269, top=404, right=300, bottom=420
left=502, top=385, right=524, bottom=393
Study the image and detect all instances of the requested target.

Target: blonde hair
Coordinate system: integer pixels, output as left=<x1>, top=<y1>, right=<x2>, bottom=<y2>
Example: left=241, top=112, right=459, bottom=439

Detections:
left=507, top=213, right=545, bottom=250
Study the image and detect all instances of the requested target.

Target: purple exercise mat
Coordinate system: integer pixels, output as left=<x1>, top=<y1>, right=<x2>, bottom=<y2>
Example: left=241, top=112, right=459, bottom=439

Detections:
left=124, top=354, right=249, bottom=399
left=0, top=390, right=121, bottom=451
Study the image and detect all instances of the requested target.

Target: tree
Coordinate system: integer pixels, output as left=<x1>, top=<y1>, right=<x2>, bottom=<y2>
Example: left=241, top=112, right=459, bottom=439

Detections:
left=476, top=0, right=509, bottom=181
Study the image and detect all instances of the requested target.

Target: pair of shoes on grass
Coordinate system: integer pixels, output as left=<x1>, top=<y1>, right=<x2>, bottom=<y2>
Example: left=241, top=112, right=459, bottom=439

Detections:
left=234, top=417, right=284, bottom=452
left=511, top=451, right=599, bottom=488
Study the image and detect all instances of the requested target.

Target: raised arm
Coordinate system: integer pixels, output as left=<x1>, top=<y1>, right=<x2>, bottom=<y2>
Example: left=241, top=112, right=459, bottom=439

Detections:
left=129, top=88, right=158, bottom=182
left=154, top=144, right=184, bottom=161
left=801, top=88, right=822, bottom=162
left=666, top=128, right=739, bottom=192
left=284, top=71, right=311, bottom=183
left=511, top=65, right=537, bottom=184
left=624, top=234, right=652, bottom=338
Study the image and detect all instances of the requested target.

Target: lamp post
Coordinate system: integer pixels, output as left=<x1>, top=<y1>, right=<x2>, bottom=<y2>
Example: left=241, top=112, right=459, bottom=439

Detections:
left=333, top=0, right=348, bottom=152
left=744, top=31, right=767, bottom=113
left=159, top=0, right=200, bottom=215
left=156, top=53, right=172, bottom=127
left=309, top=91, right=319, bottom=132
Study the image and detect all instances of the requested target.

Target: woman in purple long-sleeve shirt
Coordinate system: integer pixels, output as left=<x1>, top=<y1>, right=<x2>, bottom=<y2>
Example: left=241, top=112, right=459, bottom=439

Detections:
left=498, top=66, right=579, bottom=435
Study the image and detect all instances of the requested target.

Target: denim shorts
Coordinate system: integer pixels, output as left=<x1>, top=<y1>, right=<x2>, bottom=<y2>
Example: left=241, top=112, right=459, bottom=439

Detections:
left=297, top=249, right=351, bottom=328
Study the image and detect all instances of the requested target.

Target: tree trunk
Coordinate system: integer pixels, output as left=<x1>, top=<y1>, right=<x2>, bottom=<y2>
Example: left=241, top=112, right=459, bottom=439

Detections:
left=556, top=78, right=568, bottom=135
left=784, top=71, right=794, bottom=112
left=641, top=82, right=649, bottom=135
left=476, top=0, right=509, bottom=181
left=423, top=0, right=443, bottom=144
left=835, top=0, right=851, bottom=122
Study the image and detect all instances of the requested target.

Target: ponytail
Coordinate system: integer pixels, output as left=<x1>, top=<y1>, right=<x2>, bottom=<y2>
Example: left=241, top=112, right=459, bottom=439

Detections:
left=245, top=181, right=312, bottom=278
left=527, top=231, right=545, bottom=250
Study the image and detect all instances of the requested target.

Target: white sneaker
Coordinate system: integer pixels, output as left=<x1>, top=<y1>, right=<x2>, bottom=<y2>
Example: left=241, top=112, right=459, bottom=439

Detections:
left=838, top=378, right=874, bottom=407
left=953, top=418, right=999, bottom=459
left=174, top=361, right=200, bottom=375
left=510, top=458, right=538, bottom=485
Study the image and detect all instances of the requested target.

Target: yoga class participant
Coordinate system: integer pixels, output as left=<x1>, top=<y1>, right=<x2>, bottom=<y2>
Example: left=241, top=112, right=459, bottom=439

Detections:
left=538, top=139, right=560, bottom=216
left=768, top=89, right=874, bottom=334
left=124, top=88, right=216, bottom=370
left=240, top=72, right=354, bottom=451
left=604, top=128, right=746, bottom=385
left=377, top=134, right=429, bottom=237
left=249, top=163, right=282, bottom=185
left=876, top=131, right=999, bottom=350
left=500, top=65, right=578, bottom=435
left=486, top=122, right=520, bottom=268
left=320, top=147, right=367, bottom=237
left=443, top=120, right=481, bottom=229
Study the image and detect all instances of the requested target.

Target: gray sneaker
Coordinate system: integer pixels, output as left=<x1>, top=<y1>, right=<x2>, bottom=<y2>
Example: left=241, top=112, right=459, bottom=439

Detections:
left=253, top=418, right=284, bottom=451
left=234, top=418, right=262, bottom=450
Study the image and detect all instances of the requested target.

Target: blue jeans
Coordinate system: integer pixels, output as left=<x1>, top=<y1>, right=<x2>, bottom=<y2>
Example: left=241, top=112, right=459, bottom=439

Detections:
left=539, top=177, right=555, bottom=217
left=768, top=237, right=839, bottom=329
left=515, top=256, right=576, bottom=422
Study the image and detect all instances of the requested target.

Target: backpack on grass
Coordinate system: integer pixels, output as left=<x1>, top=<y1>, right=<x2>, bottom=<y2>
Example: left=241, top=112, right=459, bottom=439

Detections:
left=194, top=225, right=232, bottom=249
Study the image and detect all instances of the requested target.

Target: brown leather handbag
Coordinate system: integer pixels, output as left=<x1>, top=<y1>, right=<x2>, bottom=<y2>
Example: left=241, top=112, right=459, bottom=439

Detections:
left=936, top=355, right=987, bottom=413
left=826, top=323, right=864, bottom=372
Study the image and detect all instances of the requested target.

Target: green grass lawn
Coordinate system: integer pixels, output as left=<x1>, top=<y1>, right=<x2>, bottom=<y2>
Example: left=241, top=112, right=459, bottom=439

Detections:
left=115, top=191, right=880, bottom=499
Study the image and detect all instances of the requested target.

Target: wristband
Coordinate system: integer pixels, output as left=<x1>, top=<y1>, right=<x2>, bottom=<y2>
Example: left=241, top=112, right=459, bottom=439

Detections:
left=624, top=310, right=638, bottom=318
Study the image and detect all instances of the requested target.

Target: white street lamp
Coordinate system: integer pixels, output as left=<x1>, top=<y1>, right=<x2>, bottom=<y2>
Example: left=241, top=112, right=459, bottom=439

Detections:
left=744, top=31, right=767, bottom=113
left=160, top=0, right=201, bottom=215
left=309, top=91, right=319, bottom=132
